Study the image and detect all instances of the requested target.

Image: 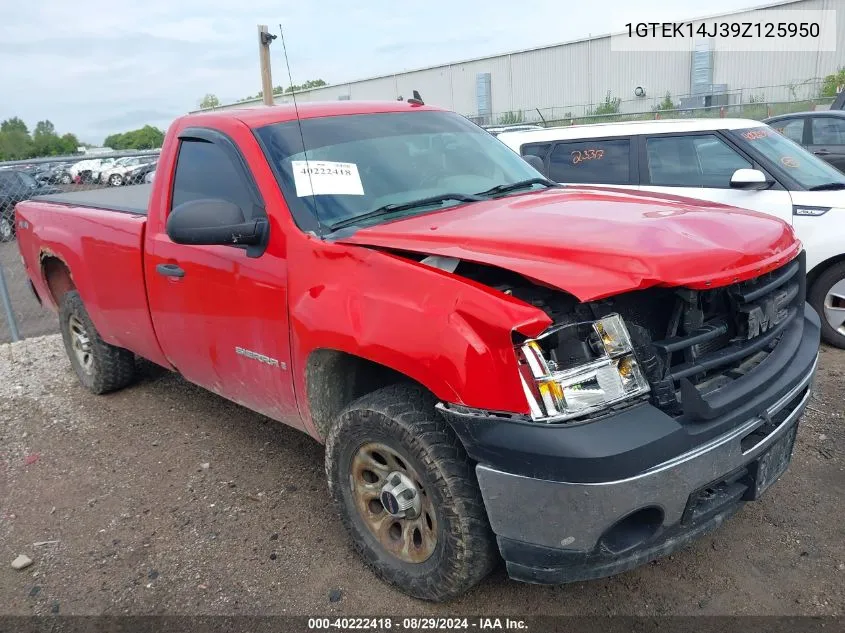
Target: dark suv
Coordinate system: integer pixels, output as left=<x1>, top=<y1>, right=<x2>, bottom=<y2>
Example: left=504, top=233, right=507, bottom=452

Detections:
left=0, top=170, right=61, bottom=241
left=764, top=110, right=845, bottom=173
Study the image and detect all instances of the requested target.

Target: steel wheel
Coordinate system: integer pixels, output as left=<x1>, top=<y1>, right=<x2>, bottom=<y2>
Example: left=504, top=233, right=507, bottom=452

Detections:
left=68, top=314, right=94, bottom=374
left=349, top=442, right=438, bottom=564
left=824, top=278, right=845, bottom=336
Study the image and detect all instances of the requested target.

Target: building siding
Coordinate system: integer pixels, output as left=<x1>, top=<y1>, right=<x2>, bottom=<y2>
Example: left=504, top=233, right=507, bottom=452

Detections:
left=205, top=0, right=845, bottom=120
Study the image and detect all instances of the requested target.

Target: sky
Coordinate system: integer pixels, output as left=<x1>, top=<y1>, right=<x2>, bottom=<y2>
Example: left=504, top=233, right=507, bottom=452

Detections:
left=0, top=0, right=776, bottom=145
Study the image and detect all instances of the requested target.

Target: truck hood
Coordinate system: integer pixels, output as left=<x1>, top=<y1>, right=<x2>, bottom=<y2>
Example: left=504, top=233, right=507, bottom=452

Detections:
left=335, top=187, right=800, bottom=301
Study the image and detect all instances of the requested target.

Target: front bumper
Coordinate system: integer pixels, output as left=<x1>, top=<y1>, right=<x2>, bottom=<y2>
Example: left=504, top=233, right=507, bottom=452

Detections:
left=441, top=305, right=820, bottom=584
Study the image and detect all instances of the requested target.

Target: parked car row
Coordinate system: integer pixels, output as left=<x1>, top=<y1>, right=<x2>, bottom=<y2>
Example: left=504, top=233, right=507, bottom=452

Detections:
left=497, top=116, right=845, bottom=349
left=97, top=156, right=158, bottom=186
left=0, top=154, right=158, bottom=241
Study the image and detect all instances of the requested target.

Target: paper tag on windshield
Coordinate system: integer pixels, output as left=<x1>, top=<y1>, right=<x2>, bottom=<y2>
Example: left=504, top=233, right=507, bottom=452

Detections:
left=292, top=160, right=364, bottom=197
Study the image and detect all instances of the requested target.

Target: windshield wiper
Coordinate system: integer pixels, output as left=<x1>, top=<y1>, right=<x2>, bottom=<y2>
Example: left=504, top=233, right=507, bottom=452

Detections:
left=475, top=177, right=560, bottom=197
left=808, top=182, right=845, bottom=191
left=328, top=193, right=484, bottom=231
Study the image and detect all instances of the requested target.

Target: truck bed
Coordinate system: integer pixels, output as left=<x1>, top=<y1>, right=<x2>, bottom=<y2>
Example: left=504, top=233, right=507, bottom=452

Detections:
left=34, top=184, right=151, bottom=215
left=14, top=194, right=170, bottom=369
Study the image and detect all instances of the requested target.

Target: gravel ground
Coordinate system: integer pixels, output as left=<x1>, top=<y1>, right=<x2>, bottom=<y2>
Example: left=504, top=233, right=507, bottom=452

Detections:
left=0, top=333, right=843, bottom=616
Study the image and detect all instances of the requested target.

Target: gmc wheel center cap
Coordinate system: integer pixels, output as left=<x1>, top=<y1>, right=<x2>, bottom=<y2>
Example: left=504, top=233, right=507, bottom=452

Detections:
left=379, top=471, right=421, bottom=519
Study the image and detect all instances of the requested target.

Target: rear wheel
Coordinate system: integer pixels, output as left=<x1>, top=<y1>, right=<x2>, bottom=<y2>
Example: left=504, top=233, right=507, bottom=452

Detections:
left=809, top=261, right=845, bottom=349
left=60, top=173, right=72, bottom=185
left=325, top=384, right=497, bottom=601
left=59, top=291, right=136, bottom=393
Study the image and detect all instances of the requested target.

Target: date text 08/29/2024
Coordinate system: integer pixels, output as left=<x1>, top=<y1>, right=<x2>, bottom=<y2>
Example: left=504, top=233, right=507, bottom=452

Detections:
left=307, top=618, right=527, bottom=630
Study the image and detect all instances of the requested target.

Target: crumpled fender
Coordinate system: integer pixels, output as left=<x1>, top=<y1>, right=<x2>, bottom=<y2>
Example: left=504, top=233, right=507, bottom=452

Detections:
left=287, top=238, right=551, bottom=428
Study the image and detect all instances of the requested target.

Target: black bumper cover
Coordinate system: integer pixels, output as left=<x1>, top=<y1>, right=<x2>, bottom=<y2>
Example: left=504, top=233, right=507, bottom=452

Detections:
left=440, top=305, right=821, bottom=584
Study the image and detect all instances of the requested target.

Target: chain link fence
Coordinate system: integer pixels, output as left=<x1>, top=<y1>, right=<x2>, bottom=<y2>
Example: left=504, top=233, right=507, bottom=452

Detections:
left=0, top=149, right=160, bottom=342
left=477, top=80, right=838, bottom=128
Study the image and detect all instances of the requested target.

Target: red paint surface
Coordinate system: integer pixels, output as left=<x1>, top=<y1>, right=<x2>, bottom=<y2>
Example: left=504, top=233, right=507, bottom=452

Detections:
left=339, top=186, right=800, bottom=301
left=15, top=103, right=802, bottom=439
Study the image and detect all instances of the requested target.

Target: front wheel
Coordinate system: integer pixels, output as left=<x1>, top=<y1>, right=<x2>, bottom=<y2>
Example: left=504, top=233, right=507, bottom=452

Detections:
left=59, top=291, right=136, bottom=393
left=108, top=173, right=123, bottom=187
left=325, top=384, right=497, bottom=602
left=809, top=262, right=845, bottom=349
left=60, top=173, right=72, bottom=185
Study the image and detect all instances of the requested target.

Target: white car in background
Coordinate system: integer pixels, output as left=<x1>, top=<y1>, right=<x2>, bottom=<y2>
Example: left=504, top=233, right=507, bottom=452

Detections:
left=69, top=157, right=116, bottom=183
left=498, top=118, right=845, bottom=348
left=99, top=156, right=155, bottom=186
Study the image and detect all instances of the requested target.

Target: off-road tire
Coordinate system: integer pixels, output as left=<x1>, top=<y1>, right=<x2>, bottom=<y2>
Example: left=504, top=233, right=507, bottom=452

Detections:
left=809, top=262, right=845, bottom=349
left=325, top=383, right=497, bottom=602
left=59, top=290, right=136, bottom=394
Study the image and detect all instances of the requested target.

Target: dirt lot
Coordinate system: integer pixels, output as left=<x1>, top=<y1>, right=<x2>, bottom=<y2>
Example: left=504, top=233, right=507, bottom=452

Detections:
left=0, top=241, right=843, bottom=617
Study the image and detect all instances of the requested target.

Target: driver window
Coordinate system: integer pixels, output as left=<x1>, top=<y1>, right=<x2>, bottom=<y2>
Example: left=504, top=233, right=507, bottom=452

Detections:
left=171, top=139, right=257, bottom=218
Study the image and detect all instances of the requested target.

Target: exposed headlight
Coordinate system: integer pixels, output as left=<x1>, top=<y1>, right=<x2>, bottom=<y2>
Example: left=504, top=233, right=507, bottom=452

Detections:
left=517, top=314, right=650, bottom=422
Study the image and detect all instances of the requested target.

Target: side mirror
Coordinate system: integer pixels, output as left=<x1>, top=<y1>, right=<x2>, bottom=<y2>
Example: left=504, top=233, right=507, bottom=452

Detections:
left=166, top=199, right=268, bottom=255
left=522, top=154, right=547, bottom=177
left=730, top=168, right=773, bottom=191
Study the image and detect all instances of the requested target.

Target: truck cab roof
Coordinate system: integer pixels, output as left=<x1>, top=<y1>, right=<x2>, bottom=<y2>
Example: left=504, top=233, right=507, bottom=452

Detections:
left=191, top=100, right=445, bottom=129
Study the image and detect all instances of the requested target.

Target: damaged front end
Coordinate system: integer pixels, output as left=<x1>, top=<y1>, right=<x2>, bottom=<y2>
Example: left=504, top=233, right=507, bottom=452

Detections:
left=420, top=249, right=808, bottom=426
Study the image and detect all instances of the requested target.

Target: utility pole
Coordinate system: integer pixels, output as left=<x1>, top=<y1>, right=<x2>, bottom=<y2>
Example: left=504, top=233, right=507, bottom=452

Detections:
left=258, top=25, right=276, bottom=106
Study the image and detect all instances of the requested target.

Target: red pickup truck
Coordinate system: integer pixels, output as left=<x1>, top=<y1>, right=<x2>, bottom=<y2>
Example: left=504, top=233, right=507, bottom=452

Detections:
left=15, top=101, right=820, bottom=601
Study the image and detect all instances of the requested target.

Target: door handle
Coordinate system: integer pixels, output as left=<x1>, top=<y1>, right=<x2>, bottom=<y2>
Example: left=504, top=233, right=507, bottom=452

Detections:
left=156, top=263, right=185, bottom=278
left=813, top=149, right=831, bottom=155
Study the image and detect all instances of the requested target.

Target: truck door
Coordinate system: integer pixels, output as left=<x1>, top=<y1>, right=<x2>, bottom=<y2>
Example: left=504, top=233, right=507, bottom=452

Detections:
left=145, top=129, right=299, bottom=427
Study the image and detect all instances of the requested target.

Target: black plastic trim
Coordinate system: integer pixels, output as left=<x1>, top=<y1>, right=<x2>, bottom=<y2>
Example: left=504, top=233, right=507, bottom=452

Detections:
left=498, top=504, right=742, bottom=584
left=441, top=306, right=819, bottom=484
left=176, top=127, right=266, bottom=220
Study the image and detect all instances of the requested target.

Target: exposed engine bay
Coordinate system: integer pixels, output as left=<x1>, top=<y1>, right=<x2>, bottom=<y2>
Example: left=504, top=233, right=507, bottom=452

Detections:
left=418, top=252, right=804, bottom=422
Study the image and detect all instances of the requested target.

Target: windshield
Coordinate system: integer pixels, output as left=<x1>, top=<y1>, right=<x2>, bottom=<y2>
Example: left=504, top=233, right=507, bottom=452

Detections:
left=729, top=126, right=845, bottom=190
left=19, top=172, right=37, bottom=187
left=256, top=111, right=542, bottom=230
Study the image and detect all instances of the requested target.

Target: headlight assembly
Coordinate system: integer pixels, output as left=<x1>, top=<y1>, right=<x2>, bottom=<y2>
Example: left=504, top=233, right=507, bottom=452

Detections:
left=517, top=314, right=650, bottom=422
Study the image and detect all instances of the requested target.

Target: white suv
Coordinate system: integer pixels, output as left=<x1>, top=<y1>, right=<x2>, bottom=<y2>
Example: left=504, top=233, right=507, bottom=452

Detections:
left=498, top=119, right=845, bottom=348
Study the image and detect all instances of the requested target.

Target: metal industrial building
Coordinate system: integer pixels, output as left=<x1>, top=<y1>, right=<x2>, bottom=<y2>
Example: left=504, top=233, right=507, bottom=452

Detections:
left=207, top=0, right=845, bottom=123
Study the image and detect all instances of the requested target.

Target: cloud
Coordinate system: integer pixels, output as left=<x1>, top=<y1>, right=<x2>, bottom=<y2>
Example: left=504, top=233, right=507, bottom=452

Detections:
left=0, top=0, right=776, bottom=145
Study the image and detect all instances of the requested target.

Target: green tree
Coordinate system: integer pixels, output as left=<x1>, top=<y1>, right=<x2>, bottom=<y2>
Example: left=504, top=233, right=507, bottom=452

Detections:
left=590, top=92, right=621, bottom=116
left=104, top=125, right=164, bottom=150
left=59, top=133, right=80, bottom=154
left=32, top=120, right=67, bottom=156
left=0, top=117, right=33, bottom=160
left=652, top=92, right=675, bottom=112
left=0, top=117, right=28, bottom=134
left=199, top=93, right=221, bottom=109
left=239, top=78, right=328, bottom=102
left=821, top=68, right=845, bottom=97
left=284, top=79, right=327, bottom=93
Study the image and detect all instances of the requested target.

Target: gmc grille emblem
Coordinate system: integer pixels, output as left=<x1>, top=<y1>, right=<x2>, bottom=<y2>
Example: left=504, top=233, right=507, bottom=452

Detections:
left=746, top=290, right=789, bottom=339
